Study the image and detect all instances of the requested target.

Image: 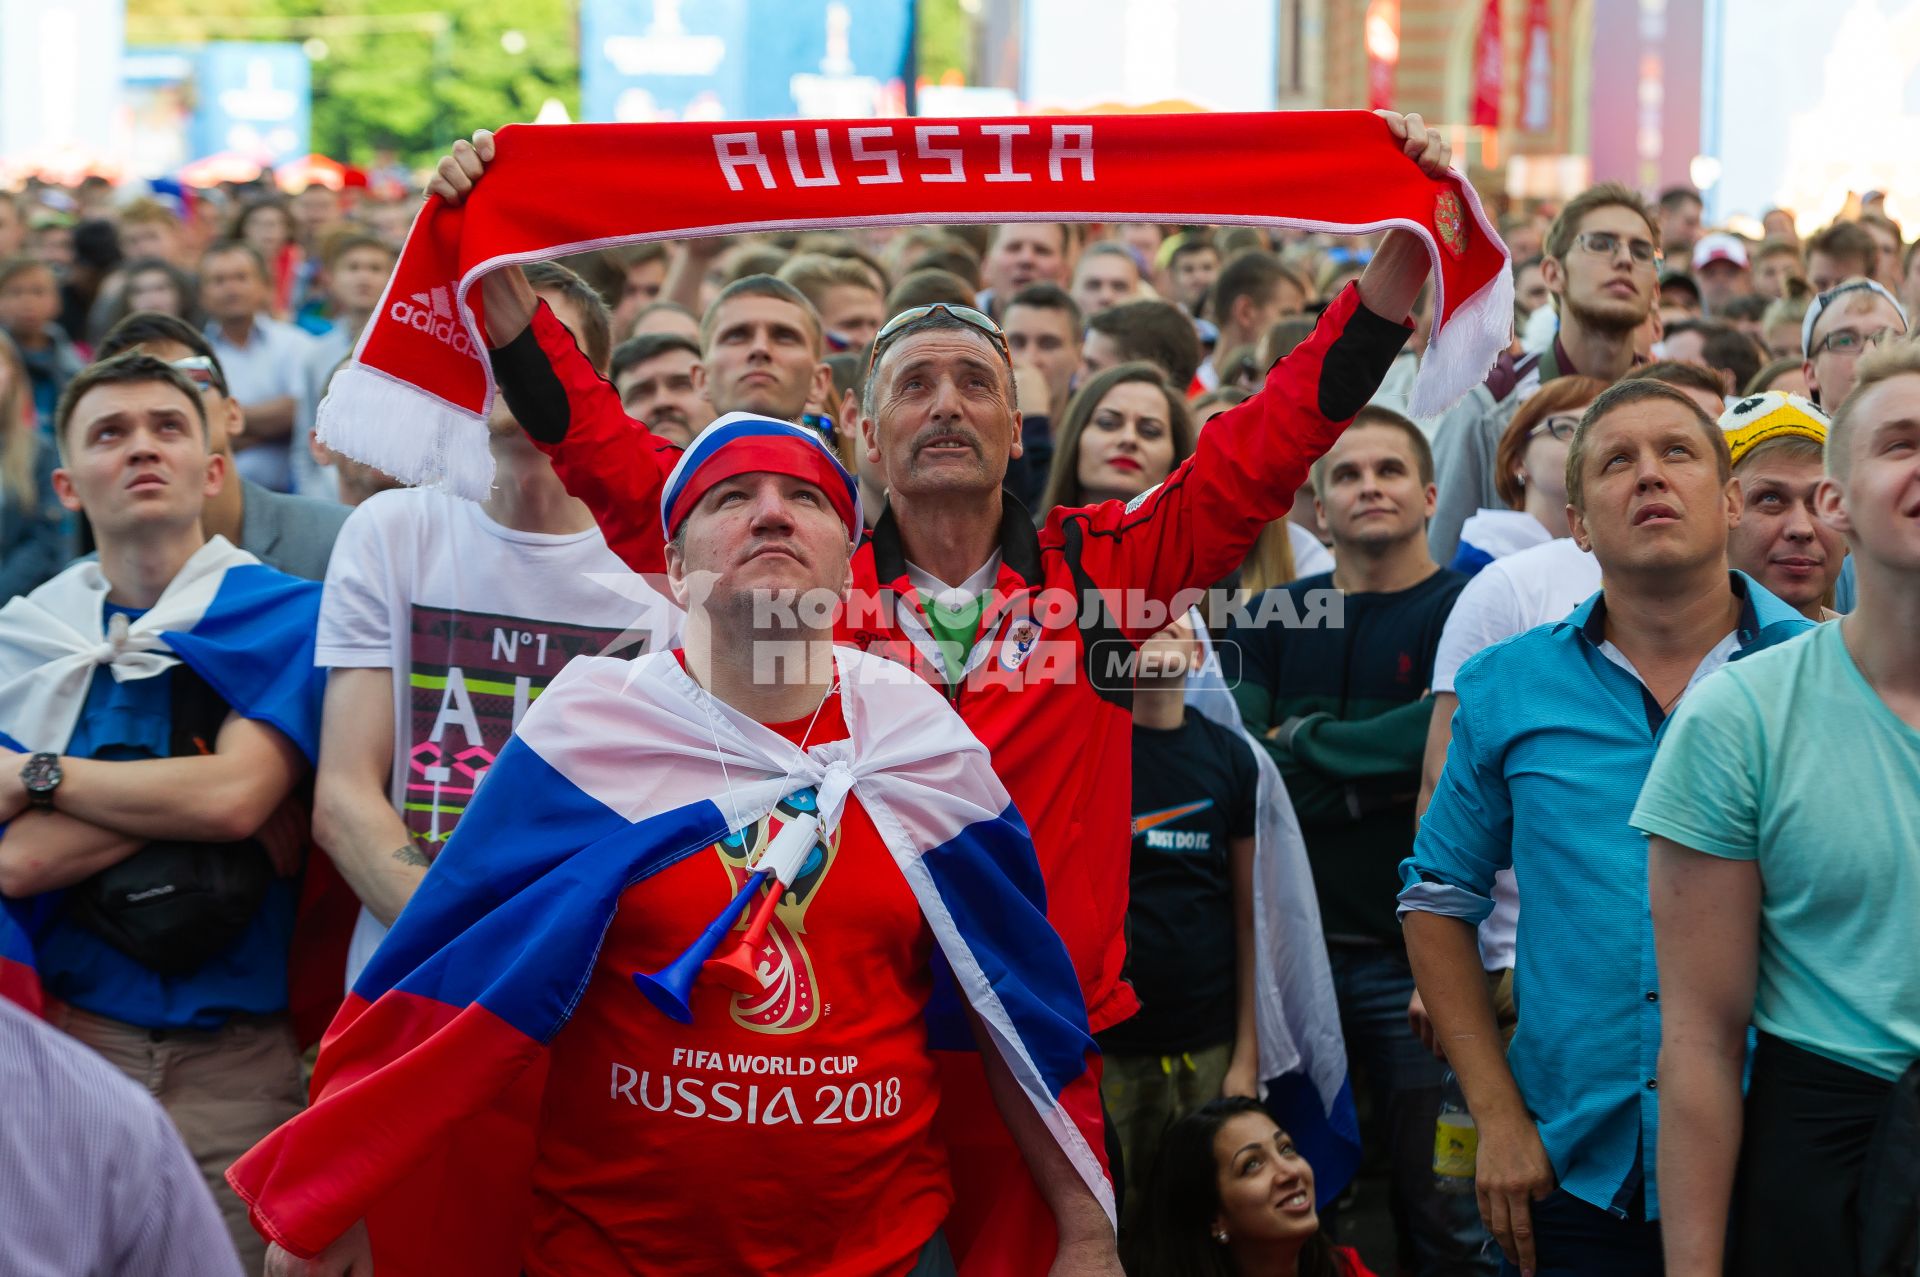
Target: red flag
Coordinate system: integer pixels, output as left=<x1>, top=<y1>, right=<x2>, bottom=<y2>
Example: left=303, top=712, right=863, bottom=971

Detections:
left=1471, top=0, right=1504, bottom=127
left=1521, top=0, right=1554, bottom=132
left=1365, top=0, right=1401, bottom=111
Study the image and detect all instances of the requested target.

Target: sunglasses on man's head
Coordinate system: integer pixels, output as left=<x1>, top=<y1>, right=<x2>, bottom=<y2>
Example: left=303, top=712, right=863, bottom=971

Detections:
left=169, top=355, right=227, bottom=396
left=866, top=303, right=1010, bottom=375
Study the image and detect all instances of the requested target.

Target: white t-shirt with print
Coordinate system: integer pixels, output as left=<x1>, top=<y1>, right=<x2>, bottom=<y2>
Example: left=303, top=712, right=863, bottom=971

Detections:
left=1432, top=536, right=1600, bottom=694
left=317, top=488, right=681, bottom=987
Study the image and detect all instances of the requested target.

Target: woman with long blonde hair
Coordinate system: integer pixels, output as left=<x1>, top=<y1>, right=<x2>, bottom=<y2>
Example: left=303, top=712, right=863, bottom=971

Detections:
left=0, top=334, right=71, bottom=598
left=1192, top=386, right=1333, bottom=601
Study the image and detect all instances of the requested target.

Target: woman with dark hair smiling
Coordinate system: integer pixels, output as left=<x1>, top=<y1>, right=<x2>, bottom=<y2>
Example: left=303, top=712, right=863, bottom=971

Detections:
left=1126, top=1097, right=1375, bottom=1277
left=1037, top=360, right=1197, bottom=517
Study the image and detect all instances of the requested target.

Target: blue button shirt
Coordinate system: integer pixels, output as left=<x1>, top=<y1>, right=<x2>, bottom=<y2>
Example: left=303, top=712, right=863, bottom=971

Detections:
left=1397, top=573, right=1810, bottom=1219
left=204, top=315, right=313, bottom=493
left=33, top=604, right=297, bottom=1031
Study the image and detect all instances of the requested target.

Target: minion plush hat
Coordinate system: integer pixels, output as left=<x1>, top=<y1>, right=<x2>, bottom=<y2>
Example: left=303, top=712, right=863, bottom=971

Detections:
left=1716, top=391, right=1831, bottom=468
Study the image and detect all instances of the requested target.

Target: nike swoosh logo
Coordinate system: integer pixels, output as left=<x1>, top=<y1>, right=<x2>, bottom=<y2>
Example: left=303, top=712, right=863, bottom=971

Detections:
left=1131, top=799, right=1214, bottom=837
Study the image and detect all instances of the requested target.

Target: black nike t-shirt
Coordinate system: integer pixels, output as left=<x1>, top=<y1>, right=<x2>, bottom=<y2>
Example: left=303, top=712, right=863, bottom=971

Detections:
left=1100, top=712, right=1260, bottom=1056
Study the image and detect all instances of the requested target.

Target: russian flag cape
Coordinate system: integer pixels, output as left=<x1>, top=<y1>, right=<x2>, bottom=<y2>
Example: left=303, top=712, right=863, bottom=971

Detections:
left=1187, top=619, right=1361, bottom=1202
left=0, top=537, right=331, bottom=1020
left=230, top=645, right=1112, bottom=1270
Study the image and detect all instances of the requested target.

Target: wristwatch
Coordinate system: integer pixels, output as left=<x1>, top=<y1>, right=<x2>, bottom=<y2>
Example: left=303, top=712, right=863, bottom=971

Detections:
left=20, top=752, right=61, bottom=810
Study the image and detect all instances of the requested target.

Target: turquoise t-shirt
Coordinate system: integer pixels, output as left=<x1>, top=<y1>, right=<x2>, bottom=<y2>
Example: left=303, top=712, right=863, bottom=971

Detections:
left=1631, top=621, right=1920, bottom=1082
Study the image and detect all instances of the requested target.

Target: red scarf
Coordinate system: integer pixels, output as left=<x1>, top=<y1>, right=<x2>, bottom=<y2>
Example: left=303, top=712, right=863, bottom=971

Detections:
left=322, top=111, right=1511, bottom=497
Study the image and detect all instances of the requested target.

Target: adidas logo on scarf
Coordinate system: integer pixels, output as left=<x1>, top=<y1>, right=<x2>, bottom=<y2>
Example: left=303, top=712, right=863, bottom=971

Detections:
left=389, top=284, right=481, bottom=358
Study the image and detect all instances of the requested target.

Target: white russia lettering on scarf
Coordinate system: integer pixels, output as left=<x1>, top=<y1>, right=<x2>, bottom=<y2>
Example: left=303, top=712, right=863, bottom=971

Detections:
left=0, top=537, right=259, bottom=753
left=318, top=112, right=1513, bottom=499
left=511, top=644, right=1115, bottom=1223
left=709, top=122, right=1096, bottom=190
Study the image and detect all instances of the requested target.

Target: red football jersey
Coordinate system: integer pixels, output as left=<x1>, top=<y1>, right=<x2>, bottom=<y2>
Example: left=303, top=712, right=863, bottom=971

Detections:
left=528, top=691, right=950, bottom=1275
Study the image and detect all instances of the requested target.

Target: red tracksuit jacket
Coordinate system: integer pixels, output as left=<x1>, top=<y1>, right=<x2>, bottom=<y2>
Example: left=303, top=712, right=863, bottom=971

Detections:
left=490, top=282, right=1408, bottom=1037
left=488, top=287, right=1405, bottom=1272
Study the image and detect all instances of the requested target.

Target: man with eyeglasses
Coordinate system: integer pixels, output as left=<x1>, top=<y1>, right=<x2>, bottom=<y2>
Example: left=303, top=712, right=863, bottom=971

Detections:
left=1430, top=183, right=1659, bottom=563
left=1799, top=279, right=1908, bottom=613
left=93, top=313, right=349, bottom=582
left=1800, top=277, right=1909, bottom=411
left=426, top=112, right=1452, bottom=1273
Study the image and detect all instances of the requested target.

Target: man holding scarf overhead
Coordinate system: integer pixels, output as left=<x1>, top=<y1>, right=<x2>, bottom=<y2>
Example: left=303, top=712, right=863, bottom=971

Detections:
left=235, top=415, right=1117, bottom=1277
left=415, top=112, right=1469, bottom=1268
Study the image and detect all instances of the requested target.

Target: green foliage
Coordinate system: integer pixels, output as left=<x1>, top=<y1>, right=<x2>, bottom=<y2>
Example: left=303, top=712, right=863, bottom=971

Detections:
left=126, top=0, right=582, bottom=167
left=916, top=0, right=973, bottom=84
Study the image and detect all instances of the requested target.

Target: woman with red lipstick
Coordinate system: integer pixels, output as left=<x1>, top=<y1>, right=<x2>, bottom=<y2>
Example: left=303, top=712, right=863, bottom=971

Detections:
left=1125, top=1097, right=1375, bottom=1277
left=1037, top=362, right=1196, bottom=516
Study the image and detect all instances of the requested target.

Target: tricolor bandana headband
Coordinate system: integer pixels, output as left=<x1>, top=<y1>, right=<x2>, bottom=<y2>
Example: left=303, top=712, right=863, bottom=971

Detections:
left=661, top=412, right=864, bottom=542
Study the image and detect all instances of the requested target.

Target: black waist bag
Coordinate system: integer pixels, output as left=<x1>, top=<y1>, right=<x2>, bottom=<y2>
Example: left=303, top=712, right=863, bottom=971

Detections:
left=65, top=665, right=275, bottom=976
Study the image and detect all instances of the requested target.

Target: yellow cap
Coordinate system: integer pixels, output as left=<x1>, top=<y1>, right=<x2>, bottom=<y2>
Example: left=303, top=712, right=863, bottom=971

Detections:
left=1717, top=391, right=1830, bottom=467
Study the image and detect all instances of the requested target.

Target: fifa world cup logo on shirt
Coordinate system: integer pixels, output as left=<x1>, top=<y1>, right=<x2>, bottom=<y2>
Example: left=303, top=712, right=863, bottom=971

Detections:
left=711, top=786, right=840, bottom=1034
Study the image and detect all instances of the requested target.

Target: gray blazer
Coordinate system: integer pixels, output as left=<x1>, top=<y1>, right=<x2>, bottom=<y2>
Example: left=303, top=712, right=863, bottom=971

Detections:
left=238, top=479, right=350, bottom=582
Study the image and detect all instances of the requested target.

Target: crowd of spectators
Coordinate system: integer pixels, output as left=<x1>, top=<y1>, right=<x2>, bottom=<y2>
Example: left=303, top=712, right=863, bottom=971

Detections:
left=1, top=142, right=1916, bottom=1277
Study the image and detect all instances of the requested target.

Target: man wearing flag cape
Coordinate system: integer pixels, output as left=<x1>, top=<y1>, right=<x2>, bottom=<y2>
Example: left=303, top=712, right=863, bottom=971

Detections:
left=0, top=352, right=337, bottom=1272
left=411, top=114, right=1464, bottom=1264
left=234, top=415, right=1120, bottom=1276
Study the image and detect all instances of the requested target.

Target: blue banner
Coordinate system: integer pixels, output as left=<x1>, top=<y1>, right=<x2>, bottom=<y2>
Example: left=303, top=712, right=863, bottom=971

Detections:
left=581, top=0, right=911, bottom=123
left=190, top=42, right=310, bottom=165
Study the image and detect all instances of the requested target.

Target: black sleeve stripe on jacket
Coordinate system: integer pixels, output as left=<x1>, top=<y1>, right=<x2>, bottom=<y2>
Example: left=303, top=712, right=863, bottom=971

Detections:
left=1315, top=301, right=1414, bottom=422
left=487, top=309, right=573, bottom=446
